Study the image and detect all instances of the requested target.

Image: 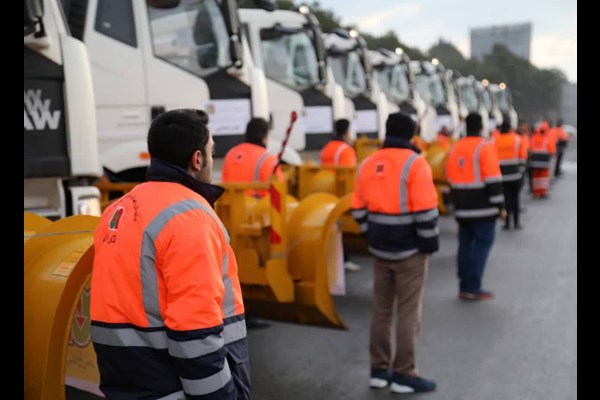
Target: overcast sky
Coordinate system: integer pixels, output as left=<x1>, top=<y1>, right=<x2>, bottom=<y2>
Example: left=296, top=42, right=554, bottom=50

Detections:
left=319, top=0, right=577, bottom=82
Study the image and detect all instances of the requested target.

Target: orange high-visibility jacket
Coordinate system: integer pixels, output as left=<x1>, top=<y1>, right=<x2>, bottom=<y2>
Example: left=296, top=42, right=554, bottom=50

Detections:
left=492, top=131, right=528, bottom=182
left=446, top=136, right=504, bottom=223
left=529, top=131, right=557, bottom=168
left=320, top=139, right=357, bottom=166
left=222, top=142, right=284, bottom=197
left=351, top=145, right=439, bottom=260
left=91, top=180, right=246, bottom=399
left=551, top=126, right=569, bottom=151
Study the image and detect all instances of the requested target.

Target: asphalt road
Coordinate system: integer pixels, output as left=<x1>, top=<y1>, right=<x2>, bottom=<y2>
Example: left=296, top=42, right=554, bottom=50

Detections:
left=68, top=144, right=577, bottom=400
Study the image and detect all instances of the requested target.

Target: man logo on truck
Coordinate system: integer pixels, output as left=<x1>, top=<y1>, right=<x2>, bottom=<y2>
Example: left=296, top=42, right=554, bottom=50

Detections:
left=23, top=89, right=61, bottom=131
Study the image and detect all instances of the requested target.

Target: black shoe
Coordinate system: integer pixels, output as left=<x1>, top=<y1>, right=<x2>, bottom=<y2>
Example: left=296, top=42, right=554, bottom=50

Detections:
left=245, top=318, right=272, bottom=329
left=514, top=224, right=524, bottom=230
left=502, top=225, right=510, bottom=231
left=390, top=373, right=437, bottom=393
left=369, top=369, right=391, bottom=389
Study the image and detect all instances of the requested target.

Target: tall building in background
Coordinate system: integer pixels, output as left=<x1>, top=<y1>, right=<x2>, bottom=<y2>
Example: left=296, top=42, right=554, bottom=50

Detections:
left=470, top=22, right=532, bottom=61
left=560, top=82, right=577, bottom=127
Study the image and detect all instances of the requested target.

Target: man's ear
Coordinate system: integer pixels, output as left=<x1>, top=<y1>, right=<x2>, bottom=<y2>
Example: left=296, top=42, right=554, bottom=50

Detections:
left=190, top=150, right=203, bottom=171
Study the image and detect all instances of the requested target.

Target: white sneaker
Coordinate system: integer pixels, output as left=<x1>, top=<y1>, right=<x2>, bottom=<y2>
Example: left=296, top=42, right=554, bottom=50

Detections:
left=344, top=261, right=361, bottom=272
left=369, top=377, right=389, bottom=389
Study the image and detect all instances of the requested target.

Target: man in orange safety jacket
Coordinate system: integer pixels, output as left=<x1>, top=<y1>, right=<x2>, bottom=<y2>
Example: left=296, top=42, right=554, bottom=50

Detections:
left=91, top=109, right=250, bottom=400
left=493, top=118, right=528, bottom=230
left=321, top=118, right=361, bottom=272
left=528, top=121, right=556, bottom=198
left=320, top=118, right=357, bottom=167
left=446, top=113, right=506, bottom=301
left=352, top=112, right=439, bottom=393
left=222, top=117, right=284, bottom=197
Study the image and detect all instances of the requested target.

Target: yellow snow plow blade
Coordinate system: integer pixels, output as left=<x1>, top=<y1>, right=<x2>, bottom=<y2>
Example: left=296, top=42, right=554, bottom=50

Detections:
left=24, top=212, right=51, bottom=243
left=423, top=143, right=451, bottom=214
left=216, top=179, right=349, bottom=329
left=355, top=136, right=382, bottom=163
left=296, top=163, right=356, bottom=200
left=24, top=215, right=99, bottom=400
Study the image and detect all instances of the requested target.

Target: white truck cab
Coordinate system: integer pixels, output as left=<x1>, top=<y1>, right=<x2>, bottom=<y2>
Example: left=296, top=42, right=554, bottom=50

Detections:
left=371, top=48, right=437, bottom=141
left=480, top=79, right=504, bottom=133
left=240, top=6, right=349, bottom=150
left=490, top=82, right=518, bottom=129
left=455, top=75, right=490, bottom=137
left=61, top=0, right=274, bottom=181
left=323, top=29, right=387, bottom=140
left=24, top=0, right=102, bottom=218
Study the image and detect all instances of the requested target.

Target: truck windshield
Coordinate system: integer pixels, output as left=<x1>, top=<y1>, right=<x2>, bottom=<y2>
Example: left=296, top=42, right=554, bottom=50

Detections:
left=494, top=90, right=510, bottom=112
left=377, top=64, right=410, bottom=104
left=481, top=89, right=492, bottom=111
left=459, top=83, right=478, bottom=111
left=148, top=0, right=232, bottom=77
left=415, top=73, right=444, bottom=106
left=330, top=49, right=367, bottom=97
left=260, top=28, right=320, bottom=90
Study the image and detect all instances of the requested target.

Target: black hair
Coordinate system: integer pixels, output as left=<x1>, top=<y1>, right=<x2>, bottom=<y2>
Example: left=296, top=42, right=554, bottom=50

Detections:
left=465, top=113, right=483, bottom=135
left=147, top=109, right=210, bottom=169
left=385, top=112, right=416, bottom=139
left=499, top=115, right=511, bottom=133
left=334, top=119, right=350, bottom=138
left=245, top=117, right=270, bottom=147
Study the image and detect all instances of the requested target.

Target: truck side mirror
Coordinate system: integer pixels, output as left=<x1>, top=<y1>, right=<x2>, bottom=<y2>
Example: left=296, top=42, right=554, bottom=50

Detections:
left=223, top=0, right=243, bottom=67
left=24, top=0, right=43, bottom=36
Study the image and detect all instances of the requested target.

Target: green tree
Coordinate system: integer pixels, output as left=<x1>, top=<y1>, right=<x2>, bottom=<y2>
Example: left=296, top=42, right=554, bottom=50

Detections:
left=361, top=30, right=427, bottom=60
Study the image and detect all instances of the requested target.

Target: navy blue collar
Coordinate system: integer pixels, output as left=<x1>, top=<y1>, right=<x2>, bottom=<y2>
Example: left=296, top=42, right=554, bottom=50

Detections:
left=382, top=136, right=421, bottom=153
left=146, top=158, right=225, bottom=208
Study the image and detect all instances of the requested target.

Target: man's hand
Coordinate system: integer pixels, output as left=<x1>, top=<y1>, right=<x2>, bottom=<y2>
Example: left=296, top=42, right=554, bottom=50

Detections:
left=499, top=209, right=507, bottom=220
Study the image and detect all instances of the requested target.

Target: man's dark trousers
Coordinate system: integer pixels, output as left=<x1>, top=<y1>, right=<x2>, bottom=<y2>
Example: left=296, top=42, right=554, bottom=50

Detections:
left=457, top=219, right=496, bottom=293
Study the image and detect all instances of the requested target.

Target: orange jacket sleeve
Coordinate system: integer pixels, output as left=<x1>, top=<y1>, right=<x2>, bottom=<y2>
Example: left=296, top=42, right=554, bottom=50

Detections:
left=408, top=157, right=438, bottom=212
left=159, top=211, right=225, bottom=331
left=480, top=143, right=505, bottom=208
left=338, top=146, right=358, bottom=166
left=259, top=154, right=284, bottom=182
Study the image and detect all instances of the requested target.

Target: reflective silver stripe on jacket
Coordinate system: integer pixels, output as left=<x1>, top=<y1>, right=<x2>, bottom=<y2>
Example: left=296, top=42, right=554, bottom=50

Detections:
left=223, top=320, right=247, bottom=344
left=181, top=361, right=232, bottom=395
left=141, top=199, right=232, bottom=327
left=484, top=176, right=503, bottom=184
left=502, top=172, right=522, bottom=181
left=368, top=246, right=419, bottom=260
left=455, top=208, right=499, bottom=218
left=368, top=213, right=414, bottom=225
left=254, top=152, right=270, bottom=181
left=92, top=326, right=168, bottom=348
left=334, top=143, right=351, bottom=165
left=489, top=194, right=505, bottom=204
left=499, top=158, right=520, bottom=166
left=157, top=391, right=185, bottom=400
left=450, top=182, right=485, bottom=189
left=416, top=227, right=439, bottom=238
left=168, top=335, right=224, bottom=359
left=473, top=141, right=486, bottom=182
left=351, top=208, right=367, bottom=219
left=399, top=153, right=419, bottom=213
left=414, top=208, right=439, bottom=222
